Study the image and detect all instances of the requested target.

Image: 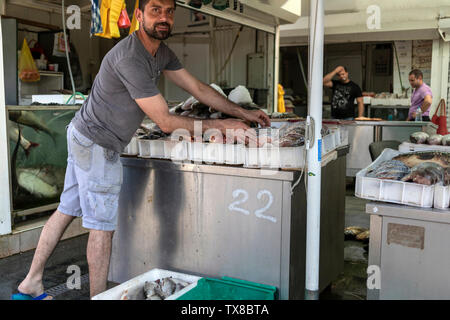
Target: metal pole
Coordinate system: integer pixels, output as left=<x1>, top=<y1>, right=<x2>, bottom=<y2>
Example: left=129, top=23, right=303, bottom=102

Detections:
left=305, top=0, right=324, bottom=300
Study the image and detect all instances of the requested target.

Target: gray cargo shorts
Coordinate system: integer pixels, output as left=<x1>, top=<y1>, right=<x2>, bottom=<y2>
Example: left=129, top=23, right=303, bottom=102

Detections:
left=58, top=122, right=123, bottom=231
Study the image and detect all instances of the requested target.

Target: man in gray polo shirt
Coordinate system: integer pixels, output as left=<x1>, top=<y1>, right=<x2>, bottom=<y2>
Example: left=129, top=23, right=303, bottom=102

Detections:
left=15, top=0, right=270, bottom=300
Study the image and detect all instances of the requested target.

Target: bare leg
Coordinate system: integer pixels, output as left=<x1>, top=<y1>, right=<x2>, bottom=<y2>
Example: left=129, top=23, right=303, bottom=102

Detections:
left=87, top=230, right=114, bottom=298
left=18, top=210, right=75, bottom=299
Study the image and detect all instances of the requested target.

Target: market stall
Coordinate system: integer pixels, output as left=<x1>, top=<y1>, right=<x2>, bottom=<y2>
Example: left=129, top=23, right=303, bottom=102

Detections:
left=109, top=146, right=349, bottom=300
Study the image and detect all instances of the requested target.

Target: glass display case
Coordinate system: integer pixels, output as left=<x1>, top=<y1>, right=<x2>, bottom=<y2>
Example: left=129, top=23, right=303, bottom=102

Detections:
left=6, top=105, right=80, bottom=225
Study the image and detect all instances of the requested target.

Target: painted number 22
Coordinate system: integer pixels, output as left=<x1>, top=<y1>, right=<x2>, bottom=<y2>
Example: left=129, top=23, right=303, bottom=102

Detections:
left=228, top=189, right=276, bottom=223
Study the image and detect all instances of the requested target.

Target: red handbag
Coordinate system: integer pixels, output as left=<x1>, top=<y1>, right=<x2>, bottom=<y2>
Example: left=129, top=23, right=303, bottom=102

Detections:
left=431, top=99, right=449, bottom=135
left=118, top=9, right=131, bottom=29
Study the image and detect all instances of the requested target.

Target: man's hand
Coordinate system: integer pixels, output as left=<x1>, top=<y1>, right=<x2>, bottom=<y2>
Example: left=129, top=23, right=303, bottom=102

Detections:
left=335, top=66, right=345, bottom=74
left=241, top=109, right=271, bottom=128
left=217, top=119, right=261, bottom=146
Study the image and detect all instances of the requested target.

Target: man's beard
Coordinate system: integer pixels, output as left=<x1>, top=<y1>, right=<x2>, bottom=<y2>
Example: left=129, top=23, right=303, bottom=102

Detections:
left=143, top=19, right=172, bottom=40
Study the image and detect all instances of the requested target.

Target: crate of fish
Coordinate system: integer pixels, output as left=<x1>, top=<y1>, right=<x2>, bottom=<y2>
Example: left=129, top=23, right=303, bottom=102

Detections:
left=244, top=147, right=259, bottom=168
left=258, top=145, right=281, bottom=169
left=164, top=140, right=188, bottom=162
left=434, top=185, right=450, bottom=209
left=203, top=142, right=225, bottom=164
left=355, top=149, right=449, bottom=208
left=322, top=132, right=337, bottom=155
left=137, top=138, right=152, bottom=158
left=147, top=139, right=166, bottom=159
left=279, top=146, right=306, bottom=169
left=188, top=141, right=203, bottom=163
left=123, top=137, right=139, bottom=156
left=91, top=268, right=201, bottom=300
left=224, top=144, right=245, bottom=165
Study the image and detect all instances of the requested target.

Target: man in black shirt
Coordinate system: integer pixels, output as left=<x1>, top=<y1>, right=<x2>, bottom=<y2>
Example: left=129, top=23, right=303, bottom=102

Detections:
left=323, top=66, right=364, bottom=119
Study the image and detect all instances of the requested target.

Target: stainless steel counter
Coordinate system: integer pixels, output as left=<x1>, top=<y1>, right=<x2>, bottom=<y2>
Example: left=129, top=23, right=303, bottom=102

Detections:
left=109, top=147, right=349, bottom=299
left=340, top=121, right=428, bottom=176
left=366, top=202, right=450, bottom=300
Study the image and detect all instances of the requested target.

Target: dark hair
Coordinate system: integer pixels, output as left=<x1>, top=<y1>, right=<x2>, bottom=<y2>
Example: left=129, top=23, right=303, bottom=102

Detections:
left=409, top=69, right=423, bottom=79
left=342, top=66, right=348, bottom=72
left=139, top=0, right=176, bottom=11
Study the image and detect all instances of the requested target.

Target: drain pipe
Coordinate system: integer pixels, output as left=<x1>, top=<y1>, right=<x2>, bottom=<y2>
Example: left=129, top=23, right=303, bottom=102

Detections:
left=305, top=0, right=324, bottom=300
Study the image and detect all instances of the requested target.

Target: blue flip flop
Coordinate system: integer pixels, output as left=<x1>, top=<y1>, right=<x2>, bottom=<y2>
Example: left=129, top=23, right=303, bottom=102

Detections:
left=11, top=292, right=50, bottom=300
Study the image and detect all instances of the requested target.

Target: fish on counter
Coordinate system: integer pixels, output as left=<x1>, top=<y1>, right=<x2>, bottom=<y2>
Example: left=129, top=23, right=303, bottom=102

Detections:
left=9, top=110, right=58, bottom=144
left=8, top=120, right=39, bottom=157
left=410, top=131, right=429, bottom=144
left=443, top=134, right=450, bottom=146
left=427, top=134, right=443, bottom=146
left=401, top=162, right=445, bottom=185
left=393, top=151, right=449, bottom=168
left=366, top=160, right=410, bottom=180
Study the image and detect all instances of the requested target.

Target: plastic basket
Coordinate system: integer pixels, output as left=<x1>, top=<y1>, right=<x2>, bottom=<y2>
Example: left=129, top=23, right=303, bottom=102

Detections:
left=137, top=139, right=151, bottom=158
left=176, top=277, right=277, bottom=300
left=123, top=137, right=139, bottom=156
left=91, top=268, right=201, bottom=300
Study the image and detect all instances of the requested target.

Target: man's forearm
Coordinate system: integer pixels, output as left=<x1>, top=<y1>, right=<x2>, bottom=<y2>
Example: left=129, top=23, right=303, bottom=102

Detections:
left=323, top=70, right=337, bottom=84
left=358, top=102, right=364, bottom=118
left=159, top=114, right=223, bottom=135
left=420, top=101, right=431, bottom=113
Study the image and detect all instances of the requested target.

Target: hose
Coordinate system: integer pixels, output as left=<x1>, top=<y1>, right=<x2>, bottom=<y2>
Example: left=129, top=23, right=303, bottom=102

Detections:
left=62, top=0, right=77, bottom=104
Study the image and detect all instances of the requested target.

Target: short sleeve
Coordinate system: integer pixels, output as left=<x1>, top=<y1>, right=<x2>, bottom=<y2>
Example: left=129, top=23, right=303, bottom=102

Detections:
left=164, top=47, right=183, bottom=71
left=331, top=80, right=339, bottom=89
left=353, top=83, right=363, bottom=98
left=114, top=57, right=160, bottom=100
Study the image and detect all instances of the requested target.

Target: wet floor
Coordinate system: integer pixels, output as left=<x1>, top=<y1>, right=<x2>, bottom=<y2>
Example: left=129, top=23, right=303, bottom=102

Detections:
left=0, top=185, right=370, bottom=300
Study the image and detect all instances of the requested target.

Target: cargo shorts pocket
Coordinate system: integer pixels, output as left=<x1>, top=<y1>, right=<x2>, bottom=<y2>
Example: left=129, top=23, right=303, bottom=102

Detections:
left=87, top=180, right=121, bottom=224
left=71, top=129, right=94, bottom=171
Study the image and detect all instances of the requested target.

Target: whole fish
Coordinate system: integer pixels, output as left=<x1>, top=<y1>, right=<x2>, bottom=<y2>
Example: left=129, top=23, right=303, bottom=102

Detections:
left=8, top=120, right=39, bottom=157
left=427, top=134, right=443, bottom=145
left=393, top=151, right=449, bottom=168
left=410, top=131, right=429, bottom=144
left=401, top=162, right=445, bottom=185
left=442, top=134, right=450, bottom=146
left=9, top=110, right=57, bottom=143
left=366, top=160, right=410, bottom=180
left=344, top=226, right=368, bottom=240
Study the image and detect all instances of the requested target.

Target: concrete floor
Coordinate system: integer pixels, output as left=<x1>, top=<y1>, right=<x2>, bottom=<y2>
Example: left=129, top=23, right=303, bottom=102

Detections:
left=0, top=186, right=370, bottom=300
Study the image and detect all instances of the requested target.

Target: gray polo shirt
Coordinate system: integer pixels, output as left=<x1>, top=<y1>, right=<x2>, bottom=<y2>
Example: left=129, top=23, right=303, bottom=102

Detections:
left=72, top=32, right=183, bottom=153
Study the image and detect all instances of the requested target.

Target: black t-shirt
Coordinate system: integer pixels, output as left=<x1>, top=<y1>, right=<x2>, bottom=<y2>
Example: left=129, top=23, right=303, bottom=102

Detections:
left=330, top=80, right=363, bottom=119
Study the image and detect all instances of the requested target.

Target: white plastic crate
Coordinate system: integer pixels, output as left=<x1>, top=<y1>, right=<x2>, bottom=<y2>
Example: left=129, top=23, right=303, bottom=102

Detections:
left=279, top=146, right=305, bottom=169
left=165, top=140, right=188, bottom=162
left=203, top=143, right=224, bottom=164
left=224, top=144, right=245, bottom=165
left=258, top=145, right=281, bottom=168
left=398, top=142, right=450, bottom=153
left=137, top=139, right=152, bottom=158
left=322, top=133, right=337, bottom=155
left=434, top=185, right=450, bottom=209
left=149, top=139, right=166, bottom=159
left=331, top=129, right=341, bottom=147
left=123, top=137, right=139, bottom=156
left=355, top=148, right=435, bottom=208
left=188, top=141, right=203, bottom=163
left=91, top=268, right=201, bottom=300
left=244, top=147, right=259, bottom=168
